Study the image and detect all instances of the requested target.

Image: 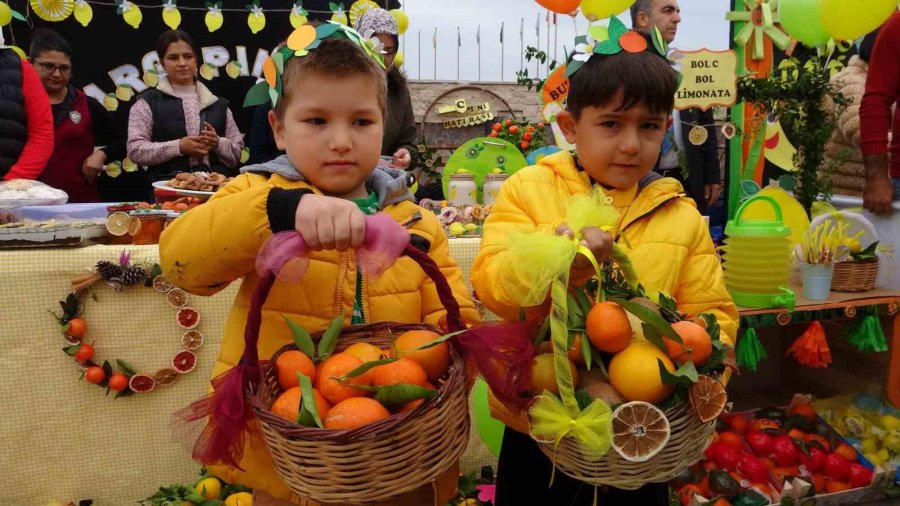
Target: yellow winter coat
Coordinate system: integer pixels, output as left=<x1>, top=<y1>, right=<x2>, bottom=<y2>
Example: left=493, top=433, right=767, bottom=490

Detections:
left=159, top=170, right=479, bottom=502
left=472, top=151, right=738, bottom=344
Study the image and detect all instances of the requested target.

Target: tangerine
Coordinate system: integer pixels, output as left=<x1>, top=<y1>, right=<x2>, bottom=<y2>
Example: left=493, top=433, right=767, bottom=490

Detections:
left=789, top=403, right=817, bottom=420
left=834, top=442, right=858, bottom=463
left=528, top=353, right=577, bottom=396
left=585, top=302, right=632, bottom=353
left=316, top=353, right=371, bottom=405
left=719, top=431, right=744, bottom=450
left=394, top=330, right=451, bottom=382
left=85, top=366, right=105, bottom=384
left=271, top=386, right=332, bottom=423
left=108, top=372, right=129, bottom=391
left=608, top=342, right=675, bottom=404
left=804, top=433, right=830, bottom=452
left=324, top=397, right=390, bottom=430
left=811, top=472, right=827, bottom=493
left=664, top=320, right=712, bottom=366
left=728, top=415, right=750, bottom=435
left=275, top=350, right=316, bottom=390
left=67, top=318, right=87, bottom=338
left=344, top=342, right=384, bottom=364
left=371, top=358, right=428, bottom=388
left=825, top=479, right=851, bottom=494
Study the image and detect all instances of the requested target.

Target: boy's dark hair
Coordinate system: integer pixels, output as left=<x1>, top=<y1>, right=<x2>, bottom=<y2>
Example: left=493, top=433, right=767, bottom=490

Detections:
left=274, top=37, right=387, bottom=121
left=29, top=29, right=72, bottom=60
left=155, top=29, right=199, bottom=62
left=566, top=34, right=677, bottom=119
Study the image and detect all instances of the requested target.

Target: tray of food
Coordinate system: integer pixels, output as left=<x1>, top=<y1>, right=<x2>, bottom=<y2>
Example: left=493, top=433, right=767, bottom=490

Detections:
left=152, top=171, right=234, bottom=196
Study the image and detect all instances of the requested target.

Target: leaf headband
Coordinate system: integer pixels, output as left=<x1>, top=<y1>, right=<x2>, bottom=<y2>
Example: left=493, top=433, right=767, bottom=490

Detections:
left=244, top=21, right=385, bottom=108
left=565, top=16, right=682, bottom=87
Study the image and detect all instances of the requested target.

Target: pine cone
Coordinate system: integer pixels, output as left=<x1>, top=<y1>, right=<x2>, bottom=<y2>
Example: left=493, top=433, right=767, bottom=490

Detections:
left=96, top=260, right=124, bottom=281
left=122, top=266, right=147, bottom=286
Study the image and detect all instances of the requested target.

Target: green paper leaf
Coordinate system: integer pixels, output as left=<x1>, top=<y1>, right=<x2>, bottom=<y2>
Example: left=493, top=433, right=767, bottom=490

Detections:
left=609, top=297, right=680, bottom=343
left=564, top=60, right=584, bottom=77
left=307, top=39, right=322, bottom=50
left=297, top=373, right=323, bottom=428
left=268, top=87, right=279, bottom=108
left=11, top=10, right=26, bottom=21
left=342, top=358, right=396, bottom=379
left=735, top=327, right=766, bottom=372
left=329, top=1, right=339, bottom=11
left=595, top=39, right=622, bottom=55
left=740, top=179, right=761, bottom=200
left=652, top=27, right=667, bottom=56
left=607, top=16, right=629, bottom=41
left=116, top=359, right=137, bottom=376
left=243, top=82, right=270, bottom=108
left=272, top=50, right=284, bottom=74
left=283, top=316, right=314, bottom=358
left=373, top=383, right=437, bottom=411
left=659, top=359, right=698, bottom=386
left=316, top=23, right=341, bottom=39
left=317, top=314, right=343, bottom=360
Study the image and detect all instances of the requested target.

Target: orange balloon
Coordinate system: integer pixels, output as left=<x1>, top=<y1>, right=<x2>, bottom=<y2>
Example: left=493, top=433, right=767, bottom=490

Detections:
left=536, top=0, right=581, bottom=14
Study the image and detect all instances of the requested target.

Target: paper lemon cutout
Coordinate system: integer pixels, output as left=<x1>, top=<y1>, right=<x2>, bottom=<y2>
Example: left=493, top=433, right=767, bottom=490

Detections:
left=289, top=2, right=307, bottom=28
left=349, top=0, right=377, bottom=26
left=205, top=2, right=223, bottom=32
left=247, top=4, right=265, bottom=34
left=329, top=2, right=347, bottom=26
left=73, top=0, right=92, bottom=26
left=162, top=0, right=181, bottom=29
left=118, top=0, right=142, bottom=29
left=30, top=0, right=74, bottom=22
left=394, top=50, right=404, bottom=67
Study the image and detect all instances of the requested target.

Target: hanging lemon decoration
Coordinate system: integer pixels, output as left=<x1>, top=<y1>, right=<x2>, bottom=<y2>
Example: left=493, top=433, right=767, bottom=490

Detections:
left=349, top=0, right=377, bottom=26
left=0, top=1, right=25, bottom=26
left=30, top=0, right=74, bottom=22
left=116, top=0, right=143, bottom=29
left=205, top=1, right=223, bottom=33
left=73, top=0, right=92, bottom=26
left=289, top=1, right=307, bottom=28
left=329, top=2, right=347, bottom=26
left=246, top=0, right=265, bottom=34
left=161, top=0, right=181, bottom=29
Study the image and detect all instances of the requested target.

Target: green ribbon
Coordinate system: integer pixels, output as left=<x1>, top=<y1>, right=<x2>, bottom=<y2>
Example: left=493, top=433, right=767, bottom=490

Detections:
left=846, top=315, right=889, bottom=353
left=736, top=327, right=767, bottom=371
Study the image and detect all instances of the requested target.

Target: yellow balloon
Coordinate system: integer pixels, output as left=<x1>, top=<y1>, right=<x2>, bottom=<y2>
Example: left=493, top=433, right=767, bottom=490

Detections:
left=205, top=10, right=223, bottom=32
left=73, top=0, right=92, bottom=26
left=580, top=0, right=635, bottom=22
left=740, top=186, right=810, bottom=246
left=820, top=0, right=896, bottom=41
left=394, top=50, right=404, bottom=67
left=0, top=2, right=12, bottom=26
left=390, top=9, right=409, bottom=34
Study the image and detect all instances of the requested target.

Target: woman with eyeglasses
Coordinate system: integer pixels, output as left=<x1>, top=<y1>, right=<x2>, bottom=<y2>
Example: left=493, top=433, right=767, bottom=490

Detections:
left=127, top=29, right=243, bottom=193
left=28, top=29, right=125, bottom=202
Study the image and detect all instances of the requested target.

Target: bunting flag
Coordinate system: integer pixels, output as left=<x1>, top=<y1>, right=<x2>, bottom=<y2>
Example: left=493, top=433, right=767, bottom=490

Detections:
left=432, top=26, right=437, bottom=49
left=457, top=26, right=461, bottom=47
left=500, top=21, right=504, bottom=43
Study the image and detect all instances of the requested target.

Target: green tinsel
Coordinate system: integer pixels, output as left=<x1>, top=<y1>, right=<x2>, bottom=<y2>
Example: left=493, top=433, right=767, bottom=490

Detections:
left=736, top=327, right=767, bottom=371
left=846, top=315, right=888, bottom=353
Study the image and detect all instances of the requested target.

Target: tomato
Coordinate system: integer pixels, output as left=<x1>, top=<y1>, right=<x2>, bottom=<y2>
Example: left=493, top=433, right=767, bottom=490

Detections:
left=509, top=125, right=519, bottom=134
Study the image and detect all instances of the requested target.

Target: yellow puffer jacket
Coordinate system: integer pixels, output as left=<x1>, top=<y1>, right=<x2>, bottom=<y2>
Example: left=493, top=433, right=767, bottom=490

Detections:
left=472, top=150, right=738, bottom=344
left=159, top=171, right=479, bottom=502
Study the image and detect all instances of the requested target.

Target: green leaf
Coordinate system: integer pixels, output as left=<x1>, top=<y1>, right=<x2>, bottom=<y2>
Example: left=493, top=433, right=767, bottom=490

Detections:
left=373, top=383, right=438, bottom=411
left=116, top=359, right=137, bottom=376
left=591, top=347, right=609, bottom=380
left=243, top=82, right=270, bottom=107
left=659, top=359, right=698, bottom=386
left=63, top=344, right=80, bottom=356
left=642, top=323, right=667, bottom=353
left=580, top=329, right=592, bottom=371
left=317, top=314, right=343, bottom=360
left=343, top=358, right=396, bottom=379
left=534, top=315, right=551, bottom=349
left=283, top=316, right=315, bottom=358
left=329, top=1, right=339, bottom=10
left=574, top=289, right=593, bottom=317
left=658, top=292, right=677, bottom=315
left=575, top=388, right=592, bottom=410
left=11, top=10, right=25, bottom=21
left=567, top=292, right=584, bottom=329
left=851, top=241, right=879, bottom=261
left=410, top=329, right=466, bottom=351
left=317, top=23, right=341, bottom=39
left=185, top=491, right=206, bottom=503
left=297, top=373, right=323, bottom=428
left=610, top=297, right=681, bottom=343
left=701, top=314, right=721, bottom=342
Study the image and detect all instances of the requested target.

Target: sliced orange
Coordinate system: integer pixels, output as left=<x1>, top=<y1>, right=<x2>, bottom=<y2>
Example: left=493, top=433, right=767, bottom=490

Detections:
left=689, top=374, right=727, bottom=423
left=182, top=330, right=204, bottom=350
left=152, top=275, right=174, bottom=293
left=154, top=367, right=179, bottom=386
left=166, top=287, right=189, bottom=308
left=106, top=212, right=132, bottom=236
left=611, top=401, right=670, bottom=462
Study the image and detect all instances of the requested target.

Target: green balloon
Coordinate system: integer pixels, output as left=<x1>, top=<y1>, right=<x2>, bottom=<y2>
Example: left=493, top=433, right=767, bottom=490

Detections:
left=779, top=0, right=830, bottom=47
left=472, top=377, right=505, bottom=456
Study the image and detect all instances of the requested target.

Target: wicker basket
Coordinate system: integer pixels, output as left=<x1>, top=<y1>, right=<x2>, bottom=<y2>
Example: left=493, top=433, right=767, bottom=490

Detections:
left=831, top=258, right=878, bottom=292
left=242, top=245, right=471, bottom=504
left=535, top=401, right=715, bottom=490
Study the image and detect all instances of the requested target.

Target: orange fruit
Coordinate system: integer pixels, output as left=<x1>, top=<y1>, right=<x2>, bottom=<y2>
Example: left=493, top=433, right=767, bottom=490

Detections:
left=663, top=320, right=712, bottom=366
left=811, top=472, right=827, bottom=493
left=344, top=342, right=384, bottom=364
left=678, top=484, right=702, bottom=505
left=324, top=397, right=390, bottom=430
left=710, top=499, right=730, bottom=506
left=585, top=302, right=632, bottom=353
left=825, top=479, right=851, bottom=493
left=834, top=442, right=858, bottom=463
left=728, top=415, right=750, bottom=435
left=703, top=460, right=717, bottom=471
left=67, top=318, right=87, bottom=338
left=394, top=330, right=451, bottom=382
left=804, top=433, right=830, bottom=452
left=787, top=428, right=806, bottom=440
left=271, top=387, right=332, bottom=423
left=316, top=353, right=371, bottom=405
left=751, top=418, right=780, bottom=433
left=608, top=342, right=675, bottom=404
left=719, top=431, right=744, bottom=450
left=760, top=457, right=776, bottom=470
left=108, top=372, right=129, bottom=391
left=275, top=350, right=316, bottom=390
left=789, top=403, right=817, bottom=420
left=536, top=334, right=586, bottom=365
left=528, top=353, right=578, bottom=396
left=689, top=375, right=727, bottom=423
left=371, top=358, right=428, bottom=388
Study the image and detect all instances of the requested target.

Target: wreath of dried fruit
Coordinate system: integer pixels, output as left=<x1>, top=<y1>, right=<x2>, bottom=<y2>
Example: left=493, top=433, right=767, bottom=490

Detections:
left=51, top=251, right=203, bottom=397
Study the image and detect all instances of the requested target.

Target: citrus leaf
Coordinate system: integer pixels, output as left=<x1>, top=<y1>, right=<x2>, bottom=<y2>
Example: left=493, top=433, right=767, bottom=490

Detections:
left=700, top=313, right=721, bottom=343
left=373, top=383, right=437, bottom=410
left=115, top=388, right=134, bottom=399
left=297, top=373, right=323, bottom=428
left=580, top=330, right=592, bottom=371
left=63, top=345, right=80, bottom=356
left=642, top=323, right=667, bottom=353
left=610, top=296, right=681, bottom=344
left=567, top=291, right=584, bottom=328
left=591, top=347, right=609, bottom=380
left=658, top=291, right=677, bottom=315
left=283, top=316, right=314, bottom=358
left=574, top=289, right=593, bottom=317
left=342, top=358, right=396, bottom=379
left=317, top=313, right=343, bottom=360
left=659, top=359, right=698, bottom=386
left=410, top=329, right=465, bottom=351
left=534, top=314, right=550, bottom=348
left=116, top=359, right=137, bottom=376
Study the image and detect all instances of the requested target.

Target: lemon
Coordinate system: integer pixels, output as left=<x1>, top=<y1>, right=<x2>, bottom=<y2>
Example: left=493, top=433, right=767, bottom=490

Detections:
left=464, top=223, right=478, bottom=231
left=883, top=434, right=900, bottom=453
left=115, top=85, right=134, bottom=101
left=122, top=4, right=142, bottom=28
left=73, top=0, right=92, bottom=26
left=122, top=158, right=138, bottom=172
left=878, top=448, right=891, bottom=462
left=289, top=8, right=307, bottom=28
left=195, top=477, right=222, bottom=500
left=862, top=438, right=879, bottom=454
left=247, top=11, right=265, bottom=34
left=844, top=413, right=869, bottom=438
left=331, top=11, right=347, bottom=25
left=225, top=61, right=241, bottom=79
left=205, top=10, right=223, bottom=32
left=449, top=222, right=465, bottom=236
left=865, top=451, right=884, bottom=466
left=105, top=161, right=122, bottom=178
left=882, top=415, right=900, bottom=431
left=0, top=2, right=12, bottom=26
left=162, top=4, right=181, bottom=29
left=224, top=492, right=253, bottom=506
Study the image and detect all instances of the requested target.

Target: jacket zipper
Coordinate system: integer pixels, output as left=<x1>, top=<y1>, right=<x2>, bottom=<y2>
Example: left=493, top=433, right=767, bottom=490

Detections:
left=357, top=212, right=421, bottom=323
left=615, top=195, right=680, bottom=242
left=335, top=251, right=349, bottom=320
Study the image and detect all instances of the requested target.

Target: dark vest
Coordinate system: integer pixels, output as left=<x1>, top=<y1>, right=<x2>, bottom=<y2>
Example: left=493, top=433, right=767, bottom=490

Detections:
left=139, top=87, right=229, bottom=181
left=0, top=49, right=27, bottom=178
left=40, top=87, right=98, bottom=203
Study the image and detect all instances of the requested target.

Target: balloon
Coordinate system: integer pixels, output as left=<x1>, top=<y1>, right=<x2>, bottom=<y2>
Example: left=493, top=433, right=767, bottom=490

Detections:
left=389, top=9, right=409, bottom=35
left=394, top=50, right=404, bottom=67
left=820, top=0, right=896, bottom=41
left=535, top=0, right=581, bottom=14
left=580, top=0, right=635, bottom=22
left=778, top=0, right=830, bottom=47
left=472, top=378, right=505, bottom=456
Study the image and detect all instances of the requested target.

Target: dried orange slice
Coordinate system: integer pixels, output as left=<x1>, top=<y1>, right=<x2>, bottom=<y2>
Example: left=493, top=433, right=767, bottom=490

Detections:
left=166, top=287, right=189, bottom=308
left=689, top=374, right=727, bottom=423
left=176, top=307, right=200, bottom=329
left=172, top=350, right=197, bottom=373
left=182, top=330, right=204, bottom=350
left=152, top=275, right=173, bottom=293
left=106, top=212, right=132, bottom=236
left=611, top=401, right=670, bottom=462
left=128, top=373, right=156, bottom=393
left=127, top=216, right=142, bottom=236
left=154, top=367, right=179, bottom=386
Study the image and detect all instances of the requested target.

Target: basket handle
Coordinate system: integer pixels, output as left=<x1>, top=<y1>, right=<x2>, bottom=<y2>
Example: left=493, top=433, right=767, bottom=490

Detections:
left=734, top=195, right=783, bottom=225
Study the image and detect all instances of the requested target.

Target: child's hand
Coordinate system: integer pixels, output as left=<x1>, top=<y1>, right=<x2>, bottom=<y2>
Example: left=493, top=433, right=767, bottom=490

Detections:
left=295, top=194, right=366, bottom=251
left=556, top=224, right=614, bottom=273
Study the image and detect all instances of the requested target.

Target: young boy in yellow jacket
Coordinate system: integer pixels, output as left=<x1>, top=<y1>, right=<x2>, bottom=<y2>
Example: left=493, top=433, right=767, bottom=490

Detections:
left=471, top=24, right=738, bottom=505
left=159, top=28, right=479, bottom=505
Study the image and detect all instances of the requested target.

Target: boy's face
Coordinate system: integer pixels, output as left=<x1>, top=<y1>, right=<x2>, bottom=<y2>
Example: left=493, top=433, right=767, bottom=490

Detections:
left=270, top=71, right=383, bottom=199
left=557, top=92, right=671, bottom=190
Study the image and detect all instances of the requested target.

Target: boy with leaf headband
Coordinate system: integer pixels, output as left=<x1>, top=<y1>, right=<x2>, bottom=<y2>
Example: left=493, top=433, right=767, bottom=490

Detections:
left=471, top=17, right=737, bottom=505
left=160, top=23, right=479, bottom=505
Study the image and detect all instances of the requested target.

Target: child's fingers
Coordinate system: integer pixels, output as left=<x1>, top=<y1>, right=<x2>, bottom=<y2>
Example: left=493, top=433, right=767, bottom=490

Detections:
left=555, top=223, right=574, bottom=238
left=349, top=209, right=366, bottom=249
left=317, top=214, right=337, bottom=251
left=297, top=215, right=321, bottom=251
left=333, top=210, right=353, bottom=252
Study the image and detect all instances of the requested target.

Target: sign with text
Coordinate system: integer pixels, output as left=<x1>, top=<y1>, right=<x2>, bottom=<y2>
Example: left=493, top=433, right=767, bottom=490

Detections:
left=438, top=99, right=494, bottom=129
left=674, top=49, right=738, bottom=111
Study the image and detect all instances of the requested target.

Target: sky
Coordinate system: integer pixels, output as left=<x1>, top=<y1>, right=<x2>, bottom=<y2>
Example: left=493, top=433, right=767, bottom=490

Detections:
left=398, top=0, right=731, bottom=82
